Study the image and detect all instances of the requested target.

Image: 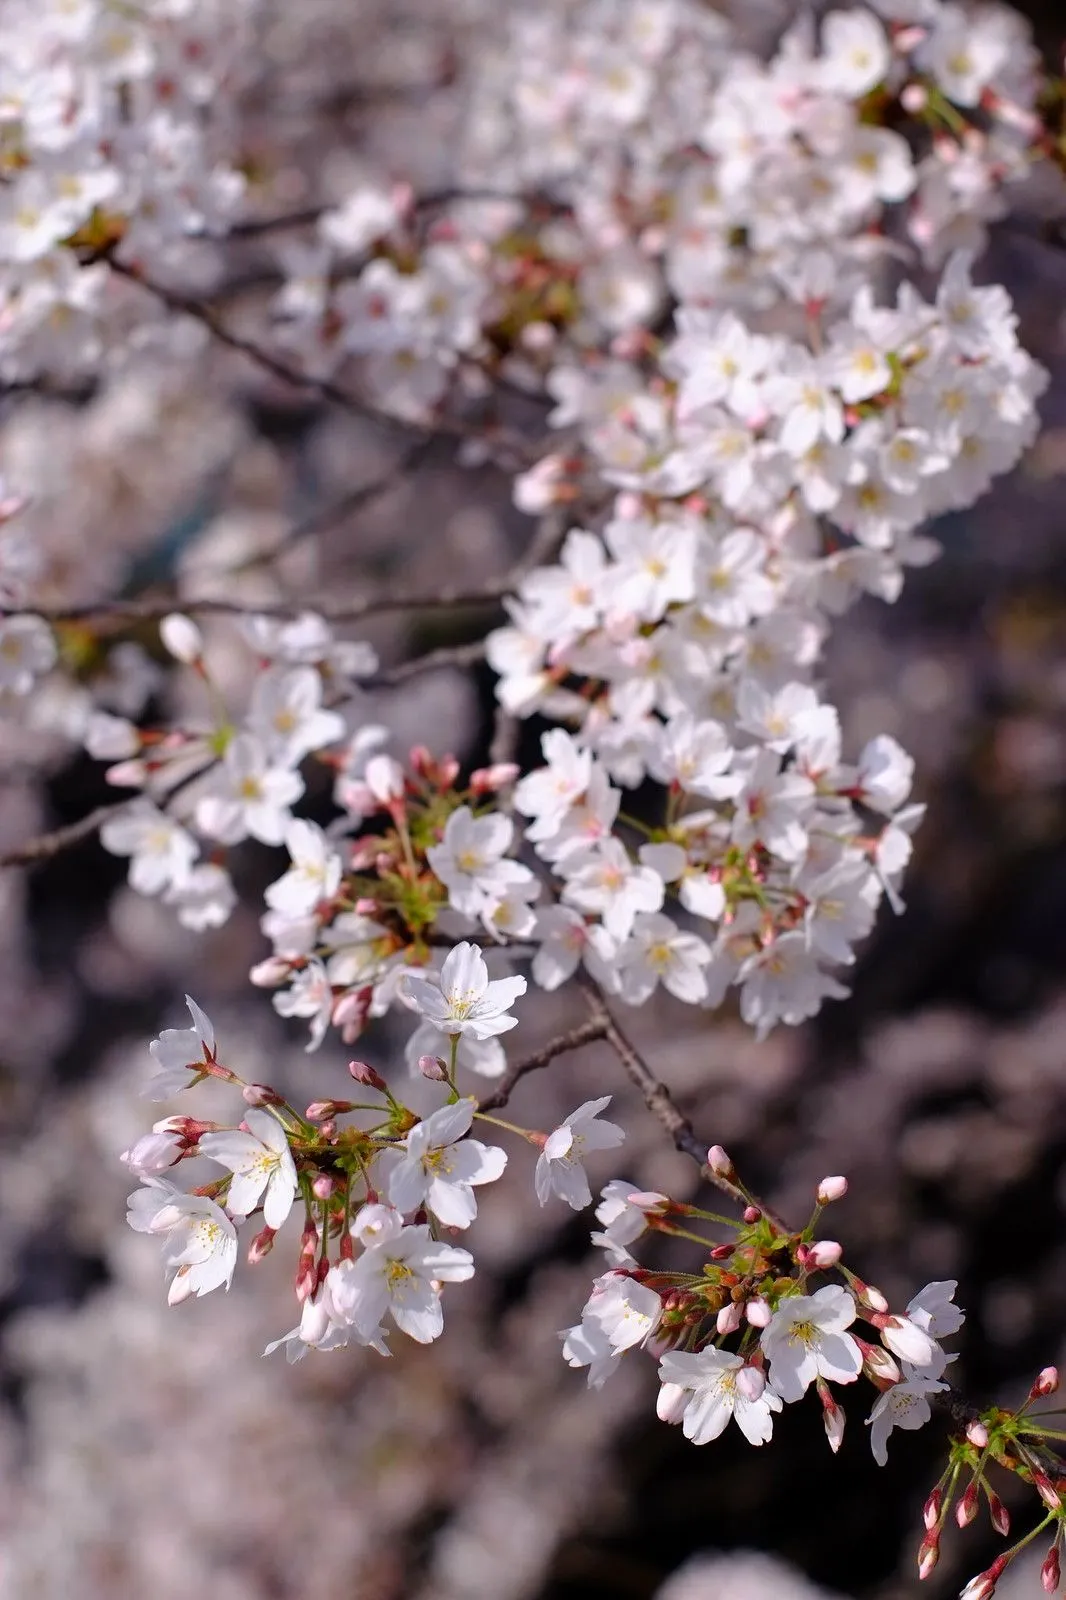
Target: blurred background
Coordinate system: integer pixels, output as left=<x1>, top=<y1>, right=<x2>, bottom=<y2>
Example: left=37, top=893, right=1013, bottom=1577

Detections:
left=2, top=1, right=1066, bottom=1597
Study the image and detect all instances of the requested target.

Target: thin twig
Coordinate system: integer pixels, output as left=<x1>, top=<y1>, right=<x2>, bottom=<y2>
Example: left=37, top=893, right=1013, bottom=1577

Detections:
left=477, top=1018, right=609, bottom=1112
left=368, top=639, right=487, bottom=687
left=0, top=800, right=131, bottom=870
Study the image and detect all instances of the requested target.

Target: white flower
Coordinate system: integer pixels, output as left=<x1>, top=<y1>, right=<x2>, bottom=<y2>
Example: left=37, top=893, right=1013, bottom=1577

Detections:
left=127, top=1182, right=239, bottom=1305
left=561, top=1273, right=662, bottom=1386
left=145, top=994, right=216, bottom=1100
left=536, top=1096, right=626, bottom=1209
left=907, top=1280, right=965, bottom=1341
left=878, top=1314, right=941, bottom=1371
left=402, top=941, right=526, bottom=1040
left=560, top=838, right=665, bottom=941
left=101, top=800, right=198, bottom=897
left=658, top=1349, right=783, bottom=1446
left=387, top=1098, right=507, bottom=1228
left=265, top=819, right=342, bottom=917
left=427, top=806, right=530, bottom=918
left=760, top=1286, right=863, bottom=1402
left=0, top=614, right=57, bottom=695
left=195, top=733, right=304, bottom=847
left=199, top=1109, right=299, bottom=1230
left=616, top=913, right=712, bottom=1005
left=592, top=1179, right=667, bottom=1265
left=248, top=664, right=346, bottom=765
left=334, top=1210, right=474, bottom=1344
left=120, top=1129, right=184, bottom=1179
left=868, top=1374, right=948, bottom=1466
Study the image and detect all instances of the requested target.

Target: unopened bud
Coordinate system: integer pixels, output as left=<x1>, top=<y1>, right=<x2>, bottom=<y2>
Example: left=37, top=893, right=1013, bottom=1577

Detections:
left=966, top=1420, right=990, bottom=1450
left=743, top=1205, right=761, bottom=1224
left=250, top=956, right=290, bottom=987
left=961, top=1555, right=1009, bottom=1600
left=1032, top=1366, right=1060, bottom=1400
left=900, top=81, right=929, bottom=113
left=295, top=1264, right=317, bottom=1303
left=736, top=1365, right=765, bottom=1402
left=716, top=1301, right=742, bottom=1336
left=986, top=1490, right=1009, bottom=1538
left=243, top=1082, right=283, bottom=1107
left=805, top=1239, right=843, bottom=1269
left=706, top=1145, right=735, bottom=1179
left=311, top=1173, right=334, bottom=1201
left=1033, top=1469, right=1061, bottom=1512
left=418, top=1053, right=449, bottom=1081
left=470, top=763, right=520, bottom=795
left=348, top=1059, right=386, bottom=1091
left=851, top=1276, right=889, bottom=1313
left=247, top=1226, right=276, bottom=1263
left=1042, top=1546, right=1061, bottom=1594
left=159, top=612, right=203, bottom=665
left=816, top=1380, right=844, bottom=1453
left=918, top=1533, right=940, bottom=1580
left=923, top=1489, right=942, bottom=1532
left=656, top=1382, right=688, bottom=1425
left=817, top=1175, right=848, bottom=1204
left=365, top=754, right=405, bottom=805
left=306, top=1100, right=354, bottom=1122
left=859, top=1339, right=901, bottom=1385
left=956, top=1483, right=979, bottom=1527
left=745, top=1297, right=771, bottom=1328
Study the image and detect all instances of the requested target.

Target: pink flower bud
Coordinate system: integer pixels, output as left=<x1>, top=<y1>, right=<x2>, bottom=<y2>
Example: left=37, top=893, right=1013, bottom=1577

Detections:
left=987, top=1491, right=1009, bottom=1538
left=923, top=1489, right=942, bottom=1532
left=716, top=1301, right=743, bottom=1336
left=1042, top=1546, right=1061, bottom=1594
left=956, top=1484, right=978, bottom=1527
left=1033, top=1470, right=1062, bottom=1512
left=816, top=1380, right=845, bottom=1453
left=966, top=1420, right=989, bottom=1450
left=248, top=1226, right=276, bottom=1263
left=656, top=1382, right=688, bottom=1425
left=900, top=83, right=929, bottom=114
left=348, top=1059, right=386, bottom=1091
left=1032, top=1367, right=1060, bottom=1400
left=706, top=1144, right=734, bottom=1179
left=333, top=989, right=371, bottom=1044
left=805, top=1240, right=843, bottom=1269
left=736, top=1365, right=765, bottom=1402
left=120, top=1130, right=184, bottom=1177
left=312, top=1173, right=334, bottom=1200
left=874, top=1313, right=938, bottom=1368
left=745, top=1297, right=771, bottom=1328
left=250, top=956, right=290, bottom=987
left=470, top=764, right=520, bottom=795
left=306, top=1100, right=346, bottom=1122
left=743, top=1206, right=761, bottom=1224
left=858, top=1339, right=901, bottom=1384
left=918, top=1534, right=940, bottom=1580
left=817, top=1176, right=848, bottom=1204
left=418, top=1054, right=449, bottom=1081
left=295, top=1264, right=317, bottom=1303
left=961, top=1557, right=1008, bottom=1600
left=243, top=1082, right=283, bottom=1107
left=851, top=1277, right=889, bottom=1313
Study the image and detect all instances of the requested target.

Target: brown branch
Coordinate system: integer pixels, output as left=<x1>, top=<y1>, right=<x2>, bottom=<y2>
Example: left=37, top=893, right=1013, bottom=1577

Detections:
left=368, top=638, right=487, bottom=687
left=477, top=1018, right=609, bottom=1112
left=0, top=800, right=131, bottom=870
left=28, top=579, right=509, bottom=628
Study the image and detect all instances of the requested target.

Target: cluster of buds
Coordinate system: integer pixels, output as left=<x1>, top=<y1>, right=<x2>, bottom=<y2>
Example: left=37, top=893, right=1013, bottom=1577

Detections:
left=920, top=1368, right=1066, bottom=1597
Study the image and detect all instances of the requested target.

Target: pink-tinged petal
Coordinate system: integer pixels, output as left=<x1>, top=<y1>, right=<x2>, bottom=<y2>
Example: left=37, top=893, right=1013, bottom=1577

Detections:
left=401, top=975, right=450, bottom=1021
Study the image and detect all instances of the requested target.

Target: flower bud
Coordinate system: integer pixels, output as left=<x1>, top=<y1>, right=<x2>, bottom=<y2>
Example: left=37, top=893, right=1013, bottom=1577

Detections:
left=248, top=1226, right=276, bottom=1263
left=923, top=1489, right=942, bottom=1532
left=306, top=1100, right=353, bottom=1121
left=312, top=1173, right=334, bottom=1201
left=656, top=1382, right=688, bottom=1425
left=243, top=1082, right=283, bottom=1107
left=1032, top=1367, right=1060, bottom=1400
left=736, top=1365, right=765, bottom=1402
left=348, top=1059, right=386, bottom=1091
left=706, top=1145, right=735, bottom=1179
left=986, top=1490, right=1009, bottom=1538
left=966, top=1420, right=989, bottom=1450
left=816, top=1380, right=844, bottom=1453
left=470, top=763, right=520, bottom=795
left=120, top=1130, right=184, bottom=1177
left=159, top=612, right=203, bottom=665
left=805, top=1239, right=843, bottom=1269
left=365, top=754, right=404, bottom=805
left=960, top=1555, right=1009, bottom=1600
left=918, top=1533, right=940, bottom=1581
left=857, top=1338, right=901, bottom=1385
left=817, top=1176, right=848, bottom=1204
left=745, top=1297, right=771, bottom=1328
left=900, top=82, right=929, bottom=113
left=874, top=1314, right=938, bottom=1368
left=1042, top=1546, right=1061, bottom=1594
left=1033, top=1469, right=1062, bottom=1512
left=716, top=1301, right=742, bottom=1336
left=956, top=1483, right=978, bottom=1527
left=250, top=956, right=290, bottom=987
left=418, top=1054, right=449, bottom=1081
left=851, top=1277, right=889, bottom=1313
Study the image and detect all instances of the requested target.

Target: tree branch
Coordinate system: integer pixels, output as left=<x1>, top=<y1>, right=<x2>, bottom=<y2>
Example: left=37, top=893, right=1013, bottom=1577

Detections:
left=477, top=1018, right=609, bottom=1112
left=0, top=800, right=131, bottom=870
